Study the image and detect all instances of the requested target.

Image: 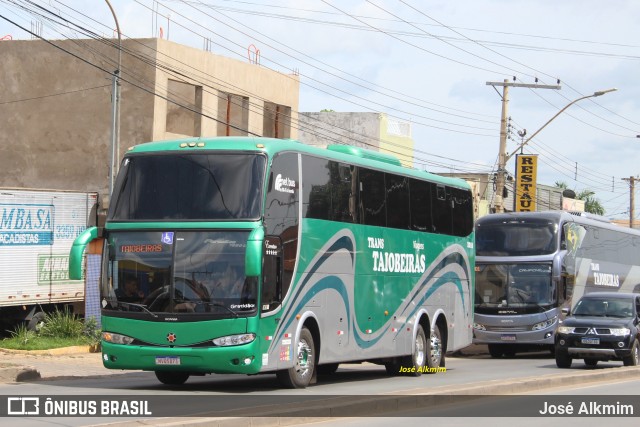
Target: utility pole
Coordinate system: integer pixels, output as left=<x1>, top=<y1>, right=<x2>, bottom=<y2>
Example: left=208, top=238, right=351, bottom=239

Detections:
left=486, top=80, right=561, bottom=213
left=622, top=176, right=637, bottom=228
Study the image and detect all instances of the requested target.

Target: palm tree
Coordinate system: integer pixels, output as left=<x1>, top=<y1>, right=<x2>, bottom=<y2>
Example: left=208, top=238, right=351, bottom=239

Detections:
left=555, top=181, right=605, bottom=215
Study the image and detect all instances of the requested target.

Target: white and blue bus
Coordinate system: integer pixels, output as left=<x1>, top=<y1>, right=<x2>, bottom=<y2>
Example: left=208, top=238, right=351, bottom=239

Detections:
left=473, top=211, right=640, bottom=357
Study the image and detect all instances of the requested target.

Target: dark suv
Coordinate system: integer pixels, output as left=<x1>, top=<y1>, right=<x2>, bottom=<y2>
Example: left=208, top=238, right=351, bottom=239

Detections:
left=555, top=292, right=640, bottom=368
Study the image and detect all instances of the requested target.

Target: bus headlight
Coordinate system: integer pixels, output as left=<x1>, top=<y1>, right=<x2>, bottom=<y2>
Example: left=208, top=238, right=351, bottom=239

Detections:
left=102, top=332, right=134, bottom=345
left=473, top=323, right=486, bottom=331
left=532, top=316, right=557, bottom=331
left=556, top=326, right=574, bottom=334
left=213, top=333, right=256, bottom=347
left=609, top=328, right=631, bottom=336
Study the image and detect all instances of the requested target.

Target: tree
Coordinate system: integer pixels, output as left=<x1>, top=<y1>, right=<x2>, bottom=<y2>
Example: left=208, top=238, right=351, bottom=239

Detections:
left=555, top=181, right=605, bottom=215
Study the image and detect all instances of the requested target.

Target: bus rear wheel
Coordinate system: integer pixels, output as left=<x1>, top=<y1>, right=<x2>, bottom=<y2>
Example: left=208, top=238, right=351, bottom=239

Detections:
left=155, top=371, right=190, bottom=385
left=425, top=324, right=444, bottom=372
left=276, top=327, right=316, bottom=388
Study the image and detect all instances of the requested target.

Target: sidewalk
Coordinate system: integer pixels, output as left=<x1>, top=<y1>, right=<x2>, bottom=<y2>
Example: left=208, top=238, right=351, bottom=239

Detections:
left=0, top=346, right=113, bottom=382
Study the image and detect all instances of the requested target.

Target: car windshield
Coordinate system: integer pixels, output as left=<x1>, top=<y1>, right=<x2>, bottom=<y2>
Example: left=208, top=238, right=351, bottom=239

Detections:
left=573, top=297, right=634, bottom=318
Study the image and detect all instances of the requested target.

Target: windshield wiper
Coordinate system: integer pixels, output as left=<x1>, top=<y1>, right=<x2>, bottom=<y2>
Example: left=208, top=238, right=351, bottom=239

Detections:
left=180, top=300, right=240, bottom=317
left=110, top=300, right=158, bottom=318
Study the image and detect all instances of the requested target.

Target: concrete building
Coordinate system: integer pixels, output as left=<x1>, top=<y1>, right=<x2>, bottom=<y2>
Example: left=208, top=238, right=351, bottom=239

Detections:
left=298, top=112, right=415, bottom=168
left=0, top=38, right=300, bottom=207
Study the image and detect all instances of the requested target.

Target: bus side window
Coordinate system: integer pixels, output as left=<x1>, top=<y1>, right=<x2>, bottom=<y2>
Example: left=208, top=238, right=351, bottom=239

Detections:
left=262, top=236, right=283, bottom=313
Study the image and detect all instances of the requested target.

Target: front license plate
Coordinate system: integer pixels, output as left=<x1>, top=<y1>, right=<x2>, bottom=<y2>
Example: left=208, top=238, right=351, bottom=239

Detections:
left=500, top=334, right=516, bottom=341
left=155, top=356, right=181, bottom=365
left=581, top=337, right=599, bottom=345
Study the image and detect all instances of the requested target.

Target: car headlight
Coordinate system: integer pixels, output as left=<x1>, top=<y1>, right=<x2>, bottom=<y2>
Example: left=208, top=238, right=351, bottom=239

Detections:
left=213, top=333, right=256, bottom=347
left=532, top=316, right=558, bottom=331
left=609, top=328, right=631, bottom=336
left=556, top=326, right=575, bottom=334
left=102, top=332, right=134, bottom=345
left=473, top=323, right=486, bottom=331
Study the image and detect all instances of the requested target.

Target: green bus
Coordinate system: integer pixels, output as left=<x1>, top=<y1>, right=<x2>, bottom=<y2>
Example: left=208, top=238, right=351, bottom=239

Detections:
left=69, top=137, right=475, bottom=388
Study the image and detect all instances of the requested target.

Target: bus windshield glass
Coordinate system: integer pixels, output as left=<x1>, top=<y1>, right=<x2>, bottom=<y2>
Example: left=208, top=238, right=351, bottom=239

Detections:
left=476, top=217, right=558, bottom=256
left=102, top=231, right=257, bottom=318
left=110, top=153, right=266, bottom=221
left=475, top=263, right=553, bottom=313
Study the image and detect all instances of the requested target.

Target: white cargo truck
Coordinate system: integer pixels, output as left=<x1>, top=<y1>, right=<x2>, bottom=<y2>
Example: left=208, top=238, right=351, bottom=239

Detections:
left=0, top=188, right=98, bottom=330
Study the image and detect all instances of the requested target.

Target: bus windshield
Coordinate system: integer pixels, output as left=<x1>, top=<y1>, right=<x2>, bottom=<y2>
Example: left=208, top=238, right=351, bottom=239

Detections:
left=475, top=263, right=553, bottom=313
left=103, top=231, right=257, bottom=318
left=110, top=153, right=266, bottom=221
left=476, top=217, right=558, bottom=256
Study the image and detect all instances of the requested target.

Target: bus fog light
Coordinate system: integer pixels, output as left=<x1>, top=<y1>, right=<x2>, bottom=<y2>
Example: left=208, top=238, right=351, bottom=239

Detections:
left=559, top=339, right=565, bottom=345
left=618, top=342, right=625, bottom=348
left=243, top=357, right=253, bottom=365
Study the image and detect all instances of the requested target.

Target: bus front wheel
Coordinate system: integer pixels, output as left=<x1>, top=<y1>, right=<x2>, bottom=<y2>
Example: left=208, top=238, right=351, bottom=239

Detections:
left=399, top=324, right=427, bottom=376
left=276, top=327, right=316, bottom=388
left=155, top=371, right=190, bottom=385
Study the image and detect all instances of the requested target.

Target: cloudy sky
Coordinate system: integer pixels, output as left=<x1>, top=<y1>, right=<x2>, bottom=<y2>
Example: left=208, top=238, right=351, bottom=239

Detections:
left=1, top=0, right=638, bottom=219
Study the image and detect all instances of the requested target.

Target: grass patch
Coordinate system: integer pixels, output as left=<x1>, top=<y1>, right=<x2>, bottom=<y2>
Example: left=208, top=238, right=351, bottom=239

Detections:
left=0, top=310, right=101, bottom=351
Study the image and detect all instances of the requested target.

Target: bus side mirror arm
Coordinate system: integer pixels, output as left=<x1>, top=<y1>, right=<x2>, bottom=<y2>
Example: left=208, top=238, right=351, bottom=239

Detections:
left=245, top=227, right=264, bottom=277
left=69, top=226, right=99, bottom=280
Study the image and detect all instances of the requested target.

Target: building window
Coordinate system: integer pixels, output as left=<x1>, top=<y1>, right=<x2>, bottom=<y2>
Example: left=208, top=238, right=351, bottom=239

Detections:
left=217, top=92, right=249, bottom=136
left=165, top=79, right=202, bottom=136
left=263, top=101, right=291, bottom=139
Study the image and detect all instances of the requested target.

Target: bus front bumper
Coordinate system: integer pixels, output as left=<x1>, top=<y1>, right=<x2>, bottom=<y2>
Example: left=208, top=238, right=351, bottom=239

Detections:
left=101, top=341, right=263, bottom=375
left=472, top=326, right=556, bottom=345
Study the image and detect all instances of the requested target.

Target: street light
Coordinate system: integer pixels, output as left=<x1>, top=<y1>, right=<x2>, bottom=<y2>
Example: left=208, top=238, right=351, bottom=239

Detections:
left=505, top=88, right=617, bottom=161
left=105, top=0, right=122, bottom=199
left=494, top=88, right=617, bottom=213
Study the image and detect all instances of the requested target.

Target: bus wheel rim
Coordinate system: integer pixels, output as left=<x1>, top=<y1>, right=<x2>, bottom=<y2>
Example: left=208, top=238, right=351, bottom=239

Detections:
left=429, top=333, right=442, bottom=366
left=296, top=339, right=313, bottom=378
left=415, top=334, right=425, bottom=367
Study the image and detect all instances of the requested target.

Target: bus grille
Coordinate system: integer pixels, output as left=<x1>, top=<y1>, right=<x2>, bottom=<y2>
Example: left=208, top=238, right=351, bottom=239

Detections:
left=486, top=326, right=528, bottom=332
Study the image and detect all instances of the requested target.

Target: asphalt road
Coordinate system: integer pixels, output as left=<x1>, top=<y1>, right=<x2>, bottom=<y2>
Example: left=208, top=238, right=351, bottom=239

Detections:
left=2, top=350, right=640, bottom=426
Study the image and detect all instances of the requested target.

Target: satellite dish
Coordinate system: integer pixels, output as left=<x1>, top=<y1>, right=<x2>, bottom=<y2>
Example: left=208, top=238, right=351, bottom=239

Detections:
left=562, top=189, right=576, bottom=199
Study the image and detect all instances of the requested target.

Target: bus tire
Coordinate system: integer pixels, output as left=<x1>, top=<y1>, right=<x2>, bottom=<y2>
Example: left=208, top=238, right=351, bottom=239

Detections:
left=623, top=341, right=640, bottom=366
left=488, top=344, right=504, bottom=358
left=555, top=351, right=572, bottom=369
left=276, top=327, right=316, bottom=388
left=400, top=324, right=427, bottom=377
left=425, top=323, right=444, bottom=372
left=155, top=371, right=190, bottom=385
left=317, top=363, right=339, bottom=376
left=384, top=359, right=401, bottom=376
left=27, top=312, right=46, bottom=332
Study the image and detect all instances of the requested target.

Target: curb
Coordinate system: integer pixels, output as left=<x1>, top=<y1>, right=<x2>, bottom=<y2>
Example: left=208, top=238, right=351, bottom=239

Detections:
left=0, top=344, right=99, bottom=356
